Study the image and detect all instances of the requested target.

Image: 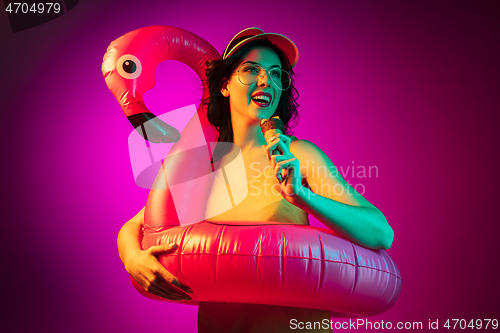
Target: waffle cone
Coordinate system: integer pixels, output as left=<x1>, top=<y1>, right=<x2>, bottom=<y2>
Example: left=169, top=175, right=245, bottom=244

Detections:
left=260, top=116, right=285, bottom=144
left=264, top=129, right=283, bottom=143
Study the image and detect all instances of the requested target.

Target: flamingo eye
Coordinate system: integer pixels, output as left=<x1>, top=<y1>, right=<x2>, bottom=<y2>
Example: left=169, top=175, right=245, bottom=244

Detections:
left=117, top=54, right=142, bottom=79
left=123, top=60, right=136, bottom=73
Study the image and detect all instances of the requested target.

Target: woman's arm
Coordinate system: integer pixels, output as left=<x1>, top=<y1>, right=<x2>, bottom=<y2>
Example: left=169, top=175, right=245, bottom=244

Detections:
left=117, top=207, right=146, bottom=269
left=263, top=136, right=394, bottom=250
left=117, top=207, right=193, bottom=300
left=294, top=189, right=393, bottom=250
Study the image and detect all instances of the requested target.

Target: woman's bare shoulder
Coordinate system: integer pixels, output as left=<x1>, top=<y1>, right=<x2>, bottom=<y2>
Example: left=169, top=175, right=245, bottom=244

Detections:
left=290, top=138, right=328, bottom=160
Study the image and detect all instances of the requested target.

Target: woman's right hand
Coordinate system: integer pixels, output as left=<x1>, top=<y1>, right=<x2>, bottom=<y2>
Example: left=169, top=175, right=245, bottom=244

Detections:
left=125, top=243, right=193, bottom=301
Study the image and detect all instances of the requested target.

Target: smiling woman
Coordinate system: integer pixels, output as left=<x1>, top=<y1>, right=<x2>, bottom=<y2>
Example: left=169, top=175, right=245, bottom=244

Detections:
left=115, top=27, right=397, bottom=333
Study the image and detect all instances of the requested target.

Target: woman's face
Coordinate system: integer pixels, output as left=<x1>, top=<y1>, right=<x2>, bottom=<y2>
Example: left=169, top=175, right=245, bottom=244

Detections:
left=222, top=46, right=283, bottom=123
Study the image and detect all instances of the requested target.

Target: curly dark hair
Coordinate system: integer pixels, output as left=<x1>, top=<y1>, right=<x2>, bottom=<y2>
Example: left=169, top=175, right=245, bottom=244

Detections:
left=203, top=39, right=299, bottom=148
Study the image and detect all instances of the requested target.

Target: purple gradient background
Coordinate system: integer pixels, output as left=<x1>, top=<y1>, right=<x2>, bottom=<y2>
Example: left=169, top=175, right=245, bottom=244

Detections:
left=1, top=0, right=499, bottom=332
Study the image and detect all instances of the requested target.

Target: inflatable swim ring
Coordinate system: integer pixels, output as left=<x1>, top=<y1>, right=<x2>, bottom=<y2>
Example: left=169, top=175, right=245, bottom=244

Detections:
left=102, top=26, right=402, bottom=317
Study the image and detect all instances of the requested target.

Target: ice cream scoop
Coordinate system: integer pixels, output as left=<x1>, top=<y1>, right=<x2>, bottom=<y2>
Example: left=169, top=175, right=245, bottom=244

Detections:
left=260, top=116, right=285, bottom=143
left=260, top=116, right=285, bottom=156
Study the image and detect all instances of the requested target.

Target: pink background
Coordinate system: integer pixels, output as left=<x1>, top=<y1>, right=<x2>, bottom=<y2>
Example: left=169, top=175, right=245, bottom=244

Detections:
left=1, top=0, right=499, bottom=332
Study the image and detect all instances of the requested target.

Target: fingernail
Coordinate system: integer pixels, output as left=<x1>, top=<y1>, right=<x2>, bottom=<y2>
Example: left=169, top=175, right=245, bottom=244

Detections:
left=168, top=243, right=176, bottom=249
left=270, top=136, right=276, bottom=141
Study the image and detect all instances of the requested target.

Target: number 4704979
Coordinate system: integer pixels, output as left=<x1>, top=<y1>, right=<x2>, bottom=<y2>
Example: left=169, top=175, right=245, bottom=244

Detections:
left=5, top=2, right=61, bottom=14
left=444, top=319, right=498, bottom=330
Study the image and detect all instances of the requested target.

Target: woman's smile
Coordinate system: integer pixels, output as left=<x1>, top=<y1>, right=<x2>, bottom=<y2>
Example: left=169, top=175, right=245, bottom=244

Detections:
left=251, top=91, right=273, bottom=107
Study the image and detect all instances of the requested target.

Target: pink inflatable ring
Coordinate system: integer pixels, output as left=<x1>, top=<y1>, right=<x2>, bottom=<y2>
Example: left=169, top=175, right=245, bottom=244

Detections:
left=103, top=26, right=402, bottom=317
left=134, top=221, right=402, bottom=317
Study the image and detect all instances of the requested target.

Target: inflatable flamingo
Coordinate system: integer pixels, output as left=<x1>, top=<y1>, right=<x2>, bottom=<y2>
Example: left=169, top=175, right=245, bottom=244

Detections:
left=102, top=26, right=219, bottom=143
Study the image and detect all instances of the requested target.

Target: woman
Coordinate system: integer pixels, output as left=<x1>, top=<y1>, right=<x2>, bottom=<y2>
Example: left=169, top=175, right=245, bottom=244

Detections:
left=117, top=28, right=394, bottom=332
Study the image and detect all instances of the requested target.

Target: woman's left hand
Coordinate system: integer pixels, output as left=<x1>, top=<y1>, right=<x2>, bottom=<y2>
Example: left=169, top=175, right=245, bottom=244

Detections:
left=262, top=133, right=306, bottom=206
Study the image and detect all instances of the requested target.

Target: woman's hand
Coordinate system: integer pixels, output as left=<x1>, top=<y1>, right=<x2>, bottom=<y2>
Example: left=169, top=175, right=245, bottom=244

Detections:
left=125, top=243, right=193, bottom=301
left=262, top=133, right=307, bottom=207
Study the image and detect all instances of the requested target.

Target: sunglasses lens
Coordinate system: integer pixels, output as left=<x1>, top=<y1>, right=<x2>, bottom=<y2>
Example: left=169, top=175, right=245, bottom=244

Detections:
left=270, top=69, right=290, bottom=90
left=238, top=64, right=261, bottom=85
